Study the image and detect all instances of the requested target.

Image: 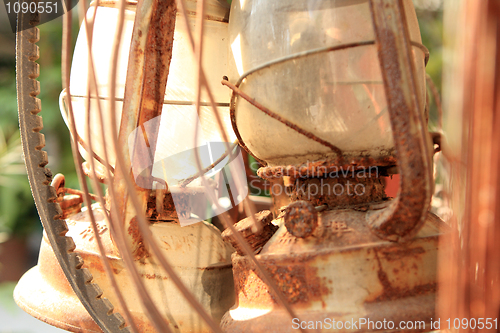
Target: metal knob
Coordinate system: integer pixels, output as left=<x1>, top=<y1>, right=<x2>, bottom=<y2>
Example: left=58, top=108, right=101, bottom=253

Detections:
left=284, top=201, right=318, bottom=238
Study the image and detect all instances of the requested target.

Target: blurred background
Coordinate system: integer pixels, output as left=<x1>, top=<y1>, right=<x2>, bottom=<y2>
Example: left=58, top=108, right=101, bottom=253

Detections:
left=0, top=0, right=443, bottom=332
left=0, top=4, right=76, bottom=332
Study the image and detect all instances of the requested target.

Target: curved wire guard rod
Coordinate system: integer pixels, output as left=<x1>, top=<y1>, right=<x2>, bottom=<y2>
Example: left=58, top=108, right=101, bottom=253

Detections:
left=62, top=0, right=137, bottom=331
left=222, top=80, right=343, bottom=157
left=181, top=0, right=309, bottom=331
left=103, top=0, right=226, bottom=331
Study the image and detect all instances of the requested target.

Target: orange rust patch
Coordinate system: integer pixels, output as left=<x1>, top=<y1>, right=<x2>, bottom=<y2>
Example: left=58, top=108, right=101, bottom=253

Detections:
left=369, top=248, right=436, bottom=302
left=379, top=246, right=426, bottom=261
left=232, top=255, right=330, bottom=308
left=128, top=217, right=150, bottom=260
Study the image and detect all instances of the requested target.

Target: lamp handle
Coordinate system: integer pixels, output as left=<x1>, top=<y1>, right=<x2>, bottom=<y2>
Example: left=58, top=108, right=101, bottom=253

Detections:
left=367, top=0, right=434, bottom=241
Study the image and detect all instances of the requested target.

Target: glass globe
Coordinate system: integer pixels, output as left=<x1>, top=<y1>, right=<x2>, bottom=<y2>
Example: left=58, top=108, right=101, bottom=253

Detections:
left=228, top=0, right=426, bottom=166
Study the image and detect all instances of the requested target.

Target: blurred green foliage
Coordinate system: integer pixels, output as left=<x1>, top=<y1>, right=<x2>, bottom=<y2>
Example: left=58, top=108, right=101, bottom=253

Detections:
left=416, top=7, right=443, bottom=131
left=0, top=16, right=79, bottom=238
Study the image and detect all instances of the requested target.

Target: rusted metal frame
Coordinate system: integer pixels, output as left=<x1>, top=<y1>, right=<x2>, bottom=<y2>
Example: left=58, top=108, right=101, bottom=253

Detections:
left=222, top=80, right=343, bottom=156
left=367, top=0, right=433, bottom=241
left=113, top=0, right=176, bottom=256
left=367, top=0, right=432, bottom=241
left=104, top=0, right=179, bottom=331
left=116, top=0, right=177, bottom=191
left=115, top=0, right=166, bottom=252
left=105, top=0, right=226, bottom=330
left=175, top=0, right=263, bottom=237
left=412, top=41, right=430, bottom=66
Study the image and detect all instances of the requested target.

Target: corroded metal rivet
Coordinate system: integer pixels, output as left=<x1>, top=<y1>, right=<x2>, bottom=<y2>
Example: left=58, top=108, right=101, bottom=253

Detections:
left=284, top=201, right=318, bottom=238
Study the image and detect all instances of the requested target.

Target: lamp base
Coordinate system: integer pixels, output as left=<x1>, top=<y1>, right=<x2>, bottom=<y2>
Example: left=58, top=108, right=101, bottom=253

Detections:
left=221, top=209, right=446, bottom=332
left=15, top=264, right=101, bottom=333
left=14, top=203, right=235, bottom=333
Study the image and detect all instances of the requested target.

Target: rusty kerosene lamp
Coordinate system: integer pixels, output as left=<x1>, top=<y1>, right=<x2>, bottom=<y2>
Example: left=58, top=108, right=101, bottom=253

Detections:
left=15, top=0, right=244, bottom=332
left=220, top=0, right=445, bottom=331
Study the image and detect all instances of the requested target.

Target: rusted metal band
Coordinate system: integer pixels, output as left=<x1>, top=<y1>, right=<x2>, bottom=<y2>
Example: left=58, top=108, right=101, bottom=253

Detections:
left=116, top=0, right=177, bottom=180
left=113, top=0, right=177, bottom=248
left=367, top=0, right=433, bottom=241
left=289, top=176, right=386, bottom=210
left=257, top=154, right=397, bottom=180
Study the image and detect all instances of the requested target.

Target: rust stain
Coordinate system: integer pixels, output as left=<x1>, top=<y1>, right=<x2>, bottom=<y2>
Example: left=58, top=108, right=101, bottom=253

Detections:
left=128, top=217, right=149, bottom=260
left=379, top=246, right=425, bottom=261
left=232, top=255, right=330, bottom=308
left=141, top=273, right=169, bottom=280
left=257, top=155, right=397, bottom=180
left=145, top=191, right=193, bottom=222
left=289, top=176, right=386, bottom=209
left=81, top=253, right=122, bottom=275
left=370, top=248, right=435, bottom=302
